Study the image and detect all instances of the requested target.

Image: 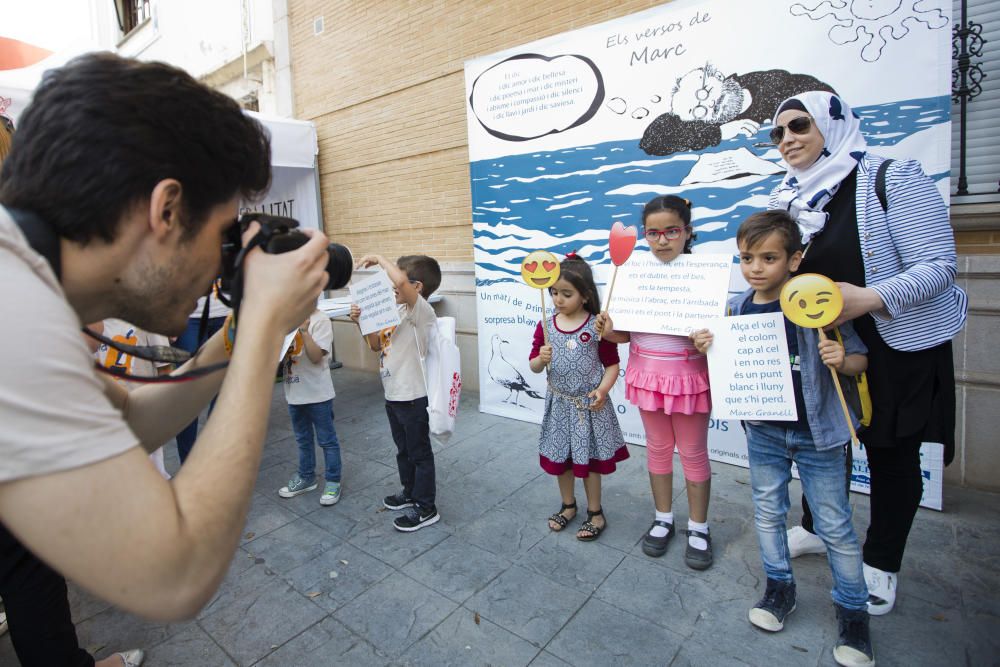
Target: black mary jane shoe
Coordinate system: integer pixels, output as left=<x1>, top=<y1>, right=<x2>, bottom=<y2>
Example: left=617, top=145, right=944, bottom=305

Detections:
left=684, top=529, right=714, bottom=570
left=641, top=519, right=674, bottom=557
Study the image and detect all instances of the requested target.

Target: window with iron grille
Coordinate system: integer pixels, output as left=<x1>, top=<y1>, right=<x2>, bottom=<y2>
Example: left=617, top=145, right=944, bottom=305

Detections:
left=114, top=0, right=152, bottom=38
left=952, top=0, right=998, bottom=202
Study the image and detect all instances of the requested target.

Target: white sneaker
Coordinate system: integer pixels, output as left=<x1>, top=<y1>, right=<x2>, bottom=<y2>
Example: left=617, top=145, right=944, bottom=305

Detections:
left=0, top=610, right=7, bottom=636
left=787, top=526, right=826, bottom=558
left=864, top=562, right=897, bottom=616
left=117, top=649, right=145, bottom=667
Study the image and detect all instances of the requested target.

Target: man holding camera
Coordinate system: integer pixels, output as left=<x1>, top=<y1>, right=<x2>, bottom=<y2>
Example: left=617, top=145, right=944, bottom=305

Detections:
left=0, top=53, right=329, bottom=666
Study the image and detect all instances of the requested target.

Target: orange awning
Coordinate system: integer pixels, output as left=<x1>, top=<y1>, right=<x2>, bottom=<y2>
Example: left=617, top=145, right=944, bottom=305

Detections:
left=0, top=36, right=53, bottom=71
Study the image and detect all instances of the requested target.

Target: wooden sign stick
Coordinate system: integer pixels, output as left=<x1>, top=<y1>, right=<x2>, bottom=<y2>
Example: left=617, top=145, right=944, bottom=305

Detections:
left=818, top=327, right=859, bottom=446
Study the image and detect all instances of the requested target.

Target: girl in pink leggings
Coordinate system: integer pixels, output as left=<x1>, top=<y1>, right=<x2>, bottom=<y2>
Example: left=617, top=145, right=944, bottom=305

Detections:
left=597, top=195, right=713, bottom=570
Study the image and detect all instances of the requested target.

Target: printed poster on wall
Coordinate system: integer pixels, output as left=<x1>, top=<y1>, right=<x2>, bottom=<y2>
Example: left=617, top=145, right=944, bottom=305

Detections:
left=464, top=0, right=951, bottom=508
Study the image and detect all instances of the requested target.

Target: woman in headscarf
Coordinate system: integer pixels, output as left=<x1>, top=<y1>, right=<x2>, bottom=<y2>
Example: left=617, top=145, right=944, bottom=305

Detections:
left=769, top=91, right=967, bottom=617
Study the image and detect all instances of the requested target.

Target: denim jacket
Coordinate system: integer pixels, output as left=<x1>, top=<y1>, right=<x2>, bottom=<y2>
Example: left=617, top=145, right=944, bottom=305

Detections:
left=728, top=289, right=868, bottom=450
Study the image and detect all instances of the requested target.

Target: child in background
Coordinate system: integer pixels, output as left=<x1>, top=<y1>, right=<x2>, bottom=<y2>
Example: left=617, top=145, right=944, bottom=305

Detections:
left=350, top=254, right=442, bottom=532
left=277, top=309, right=343, bottom=506
left=596, top=195, right=714, bottom=570
left=690, top=210, right=873, bottom=667
left=96, top=319, right=173, bottom=478
left=529, top=254, right=629, bottom=541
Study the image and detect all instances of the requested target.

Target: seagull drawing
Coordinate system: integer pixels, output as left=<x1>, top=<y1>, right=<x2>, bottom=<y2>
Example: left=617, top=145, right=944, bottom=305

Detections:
left=488, top=334, right=543, bottom=407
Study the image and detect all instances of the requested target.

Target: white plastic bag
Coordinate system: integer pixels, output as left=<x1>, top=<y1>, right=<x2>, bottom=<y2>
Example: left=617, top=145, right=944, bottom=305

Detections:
left=416, top=316, right=462, bottom=441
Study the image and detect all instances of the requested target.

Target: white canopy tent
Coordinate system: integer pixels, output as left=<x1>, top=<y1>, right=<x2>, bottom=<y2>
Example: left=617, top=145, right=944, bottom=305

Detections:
left=0, top=58, right=323, bottom=234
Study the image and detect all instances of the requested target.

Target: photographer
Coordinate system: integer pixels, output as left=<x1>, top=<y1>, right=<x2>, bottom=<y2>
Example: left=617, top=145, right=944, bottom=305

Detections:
left=0, top=53, right=329, bottom=665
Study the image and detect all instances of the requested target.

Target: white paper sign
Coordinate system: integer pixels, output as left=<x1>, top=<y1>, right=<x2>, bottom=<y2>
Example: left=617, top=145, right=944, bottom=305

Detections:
left=607, top=253, right=732, bottom=336
left=705, top=312, right=798, bottom=421
left=349, top=271, right=401, bottom=335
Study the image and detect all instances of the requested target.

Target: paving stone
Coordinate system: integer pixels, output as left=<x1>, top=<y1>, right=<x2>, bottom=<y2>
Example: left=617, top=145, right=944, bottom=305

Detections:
left=253, top=616, right=392, bottom=666
left=53, top=372, right=1000, bottom=664
left=516, top=530, right=625, bottom=592
left=402, top=535, right=512, bottom=603
left=142, top=624, right=236, bottom=666
left=242, top=517, right=339, bottom=575
left=347, top=511, right=452, bottom=568
left=594, top=554, right=749, bottom=636
left=197, top=558, right=282, bottom=621
left=546, top=597, right=684, bottom=666
left=527, top=651, right=574, bottom=667
left=199, top=578, right=325, bottom=666
left=333, top=572, right=458, bottom=658
left=456, top=506, right=550, bottom=560
left=467, top=566, right=588, bottom=647
left=400, top=605, right=540, bottom=667
left=283, top=540, right=394, bottom=613
left=74, top=605, right=188, bottom=660
left=240, top=492, right=299, bottom=546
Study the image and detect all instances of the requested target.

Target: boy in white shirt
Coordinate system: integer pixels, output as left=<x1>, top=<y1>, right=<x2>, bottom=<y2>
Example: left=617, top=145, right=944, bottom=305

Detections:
left=277, top=310, right=343, bottom=505
left=97, top=319, right=173, bottom=478
left=350, top=254, right=441, bottom=532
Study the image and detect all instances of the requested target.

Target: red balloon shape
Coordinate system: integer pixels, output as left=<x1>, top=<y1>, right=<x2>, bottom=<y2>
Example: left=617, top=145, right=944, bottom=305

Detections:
left=609, top=221, right=638, bottom=266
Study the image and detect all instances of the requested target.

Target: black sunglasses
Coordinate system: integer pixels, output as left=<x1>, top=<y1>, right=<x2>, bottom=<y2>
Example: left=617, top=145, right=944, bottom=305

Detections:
left=769, top=116, right=812, bottom=144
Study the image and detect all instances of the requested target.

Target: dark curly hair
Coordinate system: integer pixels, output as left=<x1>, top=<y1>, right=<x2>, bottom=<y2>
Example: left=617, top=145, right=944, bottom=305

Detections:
left=0, top=52, right=271, bottom=245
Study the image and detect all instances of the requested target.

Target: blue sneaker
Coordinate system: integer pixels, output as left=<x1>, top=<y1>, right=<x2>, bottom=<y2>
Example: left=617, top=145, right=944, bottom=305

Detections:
left=749, top=578, right=796, bottom=632
left=320, top=482, right=342, bottom=506
left=277, top=473, right=317, bottom=498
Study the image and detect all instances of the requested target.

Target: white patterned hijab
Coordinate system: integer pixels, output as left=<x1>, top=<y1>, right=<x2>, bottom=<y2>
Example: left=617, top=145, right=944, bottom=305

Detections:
left=772, top=91, right=868, bottom=244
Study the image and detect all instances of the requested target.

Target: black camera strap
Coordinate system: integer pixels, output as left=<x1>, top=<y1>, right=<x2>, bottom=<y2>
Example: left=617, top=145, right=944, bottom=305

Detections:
left=7, top=206, right=227, bottom=383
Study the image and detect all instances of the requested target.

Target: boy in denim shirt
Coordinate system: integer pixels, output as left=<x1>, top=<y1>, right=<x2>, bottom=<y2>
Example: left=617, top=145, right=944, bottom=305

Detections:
left=691, top=211, right=874, bottom=667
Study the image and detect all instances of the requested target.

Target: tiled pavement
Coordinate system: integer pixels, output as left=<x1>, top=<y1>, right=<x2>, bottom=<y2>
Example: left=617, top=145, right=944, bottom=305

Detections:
left=2, top=367, right=998, bottom=666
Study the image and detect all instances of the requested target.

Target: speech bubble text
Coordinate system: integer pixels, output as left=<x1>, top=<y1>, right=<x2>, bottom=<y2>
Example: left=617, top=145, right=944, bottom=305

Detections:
left=469, top=53, right=604, bottom=142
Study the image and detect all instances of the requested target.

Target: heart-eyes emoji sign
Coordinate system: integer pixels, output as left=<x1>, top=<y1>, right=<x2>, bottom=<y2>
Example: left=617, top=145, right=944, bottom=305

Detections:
left=520, top=250, right=561, bottom=289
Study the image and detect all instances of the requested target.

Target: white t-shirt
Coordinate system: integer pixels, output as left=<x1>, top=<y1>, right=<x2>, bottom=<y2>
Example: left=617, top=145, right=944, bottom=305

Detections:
left=377, top=296, right=436, bottom=402
left=96, top=319, right=172, bottom=479
left=0, top=206, right=138, bottom=483
left=282, top=310, right=336, bottom=405
left=190, top=288, right=231, bottom=320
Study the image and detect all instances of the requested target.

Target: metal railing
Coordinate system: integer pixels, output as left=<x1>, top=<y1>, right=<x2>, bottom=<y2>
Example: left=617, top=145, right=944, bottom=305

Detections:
left=952, top=0, right=992, bottom=196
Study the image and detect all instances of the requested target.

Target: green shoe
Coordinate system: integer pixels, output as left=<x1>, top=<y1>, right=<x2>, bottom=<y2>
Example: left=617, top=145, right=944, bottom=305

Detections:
left=278, top=473, right=317, bottom=498
left=320, top=481, right=342, bottom=506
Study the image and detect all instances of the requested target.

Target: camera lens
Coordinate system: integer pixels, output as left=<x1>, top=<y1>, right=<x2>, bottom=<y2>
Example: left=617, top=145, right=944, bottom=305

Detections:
left=325, top=243, right=353, bottom=290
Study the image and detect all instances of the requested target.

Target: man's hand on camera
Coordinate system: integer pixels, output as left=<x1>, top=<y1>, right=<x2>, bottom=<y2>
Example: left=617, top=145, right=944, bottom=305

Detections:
left=239, top=223, right=328, bottom=336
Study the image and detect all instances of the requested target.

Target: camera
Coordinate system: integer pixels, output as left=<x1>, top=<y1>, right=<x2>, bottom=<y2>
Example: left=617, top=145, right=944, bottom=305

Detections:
left=220, top=213, right=353, bottom=302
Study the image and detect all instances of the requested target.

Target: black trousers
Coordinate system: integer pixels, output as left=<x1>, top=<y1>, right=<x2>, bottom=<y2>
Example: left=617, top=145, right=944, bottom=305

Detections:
left=385, top=397, right=436, bottom=510
left=0, top=522, right=94, bottom=667
left=801, top=435, right=923, bottom=573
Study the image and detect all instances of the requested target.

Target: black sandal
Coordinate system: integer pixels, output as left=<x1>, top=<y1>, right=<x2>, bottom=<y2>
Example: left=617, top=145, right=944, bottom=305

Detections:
left=577, top=508, right=606, bottom=542
left=547, top=501, right=577, bottom=532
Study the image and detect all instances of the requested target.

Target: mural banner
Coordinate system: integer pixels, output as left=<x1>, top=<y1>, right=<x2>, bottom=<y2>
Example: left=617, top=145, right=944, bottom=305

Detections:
left=464, top=0, right=951, bottom=509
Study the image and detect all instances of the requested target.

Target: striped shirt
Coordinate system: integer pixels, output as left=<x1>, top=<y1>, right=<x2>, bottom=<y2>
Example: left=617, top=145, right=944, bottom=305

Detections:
left=769, top=154, right=967, bottom=351
left=630, top=331, right=703, bottom=359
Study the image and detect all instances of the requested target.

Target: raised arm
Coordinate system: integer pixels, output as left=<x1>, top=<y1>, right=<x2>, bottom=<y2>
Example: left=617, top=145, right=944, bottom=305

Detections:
left=0, top=227, right=330, bottom=621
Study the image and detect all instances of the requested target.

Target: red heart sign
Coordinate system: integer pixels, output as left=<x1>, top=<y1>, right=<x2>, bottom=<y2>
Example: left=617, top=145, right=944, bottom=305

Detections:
left=542, top=261, right=556, bottom=271
left=524, top=261, right=538, bottom=273
left=609, top=221, right=638, bottom=266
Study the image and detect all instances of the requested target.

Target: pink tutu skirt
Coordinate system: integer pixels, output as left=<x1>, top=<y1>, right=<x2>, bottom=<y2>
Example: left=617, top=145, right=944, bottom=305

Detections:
left=625, top=352, right=711, bottom=415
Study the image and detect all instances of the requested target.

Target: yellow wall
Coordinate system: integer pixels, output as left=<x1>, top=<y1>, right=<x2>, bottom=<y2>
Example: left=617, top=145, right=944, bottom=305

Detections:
left=288, top=0, right=668, bottom=262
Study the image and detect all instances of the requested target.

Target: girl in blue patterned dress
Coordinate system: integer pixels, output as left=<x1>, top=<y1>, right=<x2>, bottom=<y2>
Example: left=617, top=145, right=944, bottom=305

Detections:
left=528, top=254, right=629, bottom=541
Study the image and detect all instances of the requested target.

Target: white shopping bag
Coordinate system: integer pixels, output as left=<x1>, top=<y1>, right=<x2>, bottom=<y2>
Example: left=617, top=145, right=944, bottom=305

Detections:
left=416, top=317, right=462, bottom=441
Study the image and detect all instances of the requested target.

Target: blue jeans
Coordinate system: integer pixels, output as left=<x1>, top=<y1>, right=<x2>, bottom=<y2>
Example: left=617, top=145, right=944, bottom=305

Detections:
left=746, top=422, right=868, bottom=611
left=173, top=314, right=227, bottom=463
left=289, top=399, right=342, bottom=483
